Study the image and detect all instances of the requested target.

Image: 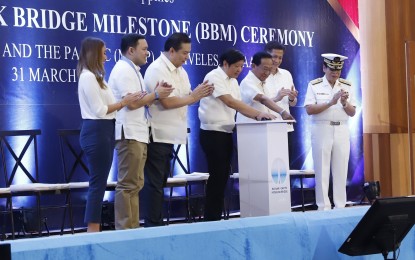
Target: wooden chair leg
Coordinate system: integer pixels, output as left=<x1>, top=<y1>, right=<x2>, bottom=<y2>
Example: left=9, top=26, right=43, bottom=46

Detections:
left=1, top=216, right=5, bottom=241
left=9, top=198, right=15, bottom=240
left=166, top=187, right=173, bottom=225
left=68, top=192, right=75, bottom=234
left=36, top=194, right=42, bottom=237
left=300, top=176, right=305, bottom=212
left=185, top=185, right=190, bottom=223
left=60, top=192, right=75, bottom=235
left=1, top=198, right=14, bottom=240
left=60, top=194, right=68, bottom=235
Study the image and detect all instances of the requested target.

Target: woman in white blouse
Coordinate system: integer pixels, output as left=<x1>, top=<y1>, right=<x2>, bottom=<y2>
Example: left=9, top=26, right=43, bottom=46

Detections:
left=77, top=37, right=141, bottom=232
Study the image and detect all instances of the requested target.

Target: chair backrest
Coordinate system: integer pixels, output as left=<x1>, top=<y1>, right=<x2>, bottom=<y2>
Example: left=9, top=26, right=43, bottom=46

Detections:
left=170, top=128, right=191, bottom=176
left=0, top=130, right=41, bottom=187
left=57, top=129, right=89, bottom=183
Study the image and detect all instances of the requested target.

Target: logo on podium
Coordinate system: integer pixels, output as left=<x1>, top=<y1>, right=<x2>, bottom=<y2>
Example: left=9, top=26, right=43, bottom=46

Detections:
left=271, top=158, right=288, bottom=185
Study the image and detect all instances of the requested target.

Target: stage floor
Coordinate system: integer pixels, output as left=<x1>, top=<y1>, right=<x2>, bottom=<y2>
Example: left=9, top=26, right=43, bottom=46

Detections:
left=4, top=206, right=415, bottom=259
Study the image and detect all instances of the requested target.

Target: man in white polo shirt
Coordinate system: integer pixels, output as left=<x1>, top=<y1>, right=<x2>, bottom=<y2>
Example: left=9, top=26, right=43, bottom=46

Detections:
left=304, top=53, right=356, bottom=211
left=264, top=41, right=298, bottom=132
left=142, top=32, right=214, bottom=227
left=109, top=34, right=173, bottom=230
left=239, top=51, right=295, bottom=122
left=199, top=49, right=276, bottom=221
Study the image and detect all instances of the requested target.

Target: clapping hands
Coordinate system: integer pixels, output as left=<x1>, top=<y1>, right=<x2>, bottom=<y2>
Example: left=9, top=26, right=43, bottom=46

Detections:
left=191, top=80, right=214, bottom=101
left=122, top=91, right=146, bottom=105
left=274, top=85, right=297, bottom=102
left=154, top=80, right=174, bottom=99
left=288, top=85, right=298, bottom=101
left=340, top=89, right=349, bottom=105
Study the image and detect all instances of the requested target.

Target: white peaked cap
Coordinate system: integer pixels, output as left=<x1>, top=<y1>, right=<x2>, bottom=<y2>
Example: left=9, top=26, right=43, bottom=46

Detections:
left=321, top=53, right=348, bottom=70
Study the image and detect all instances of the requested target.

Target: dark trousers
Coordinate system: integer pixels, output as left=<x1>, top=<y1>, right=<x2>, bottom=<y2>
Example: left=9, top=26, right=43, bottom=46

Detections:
left=199, top=129, right=233, bottom=221
left=80, top=119, right=115, bottom=224
left=142, top=141, right=173, bottom=227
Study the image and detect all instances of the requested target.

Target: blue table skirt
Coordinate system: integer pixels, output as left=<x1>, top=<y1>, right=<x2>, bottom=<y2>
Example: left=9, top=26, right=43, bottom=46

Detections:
left=6, top=206, right=415, bottom=260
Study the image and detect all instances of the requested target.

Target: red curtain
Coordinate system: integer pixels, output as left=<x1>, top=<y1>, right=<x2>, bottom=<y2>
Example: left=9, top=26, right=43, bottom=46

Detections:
left=338, top=0, right=359, bottom=28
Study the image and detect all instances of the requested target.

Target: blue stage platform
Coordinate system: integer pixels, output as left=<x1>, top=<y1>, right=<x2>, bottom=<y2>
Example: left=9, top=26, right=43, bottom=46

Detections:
left=6, top=206, right=415, bottom=259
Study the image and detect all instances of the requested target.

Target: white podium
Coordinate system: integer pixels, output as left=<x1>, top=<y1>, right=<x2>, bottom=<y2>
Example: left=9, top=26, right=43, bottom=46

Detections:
left=236, top=120, right=294, bottom=217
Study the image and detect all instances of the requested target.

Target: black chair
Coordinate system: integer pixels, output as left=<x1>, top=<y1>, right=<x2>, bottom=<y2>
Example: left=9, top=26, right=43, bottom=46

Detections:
left=58, top=129, right=87, bottom=234
left=225, top=170, right=239, bottom=220
left=58, top=129, right=116, bottom=232
left=0, top=130, right=70, bottom=237
left=164, top=144, right=189, bottom=225
left=0, top=132, right=13, bottom=240
left=289, top=169, right=316, bottom=211
left=170, top=129, right=209, bottom=222
left=0, top=184, right=13, bottom=240
left=224, top=145, right=239, bottom=219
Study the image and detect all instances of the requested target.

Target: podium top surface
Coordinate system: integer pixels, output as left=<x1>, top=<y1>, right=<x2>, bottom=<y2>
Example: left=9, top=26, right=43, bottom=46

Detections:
left=235, top=119, right=296, bottom=125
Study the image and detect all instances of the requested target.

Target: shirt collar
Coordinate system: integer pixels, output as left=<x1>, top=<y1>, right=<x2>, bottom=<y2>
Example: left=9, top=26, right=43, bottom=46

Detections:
left=271, top=69, right=282, bottom=77
left=121, top=56, right=141, bottom=72
left=247, top=71, right=264, bottom=86
left=160, top=52, right=178, bottom=72
left=322, top=75, right=340, bottom=87
left=218, top=66, right=232, bottom=81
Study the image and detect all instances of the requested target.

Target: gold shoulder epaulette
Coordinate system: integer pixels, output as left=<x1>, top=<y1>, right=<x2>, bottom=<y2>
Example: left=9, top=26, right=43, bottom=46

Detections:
left=339, top=78, right=351, bottom=86
left=310, top=78, right=323, bottom=85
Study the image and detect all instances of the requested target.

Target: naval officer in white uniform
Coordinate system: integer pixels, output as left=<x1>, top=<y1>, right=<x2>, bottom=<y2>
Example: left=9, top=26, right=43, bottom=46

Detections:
left=304, top=53, right=356, bottom=210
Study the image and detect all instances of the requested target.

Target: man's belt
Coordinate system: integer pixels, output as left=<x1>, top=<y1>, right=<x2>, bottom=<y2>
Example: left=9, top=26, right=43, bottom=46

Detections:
left=312, top=121, right=347, bottom=126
